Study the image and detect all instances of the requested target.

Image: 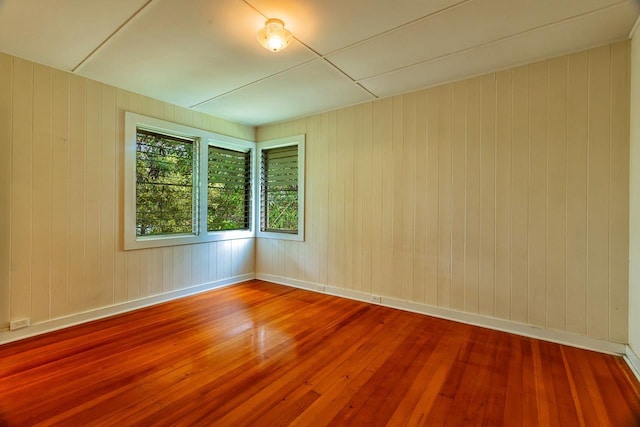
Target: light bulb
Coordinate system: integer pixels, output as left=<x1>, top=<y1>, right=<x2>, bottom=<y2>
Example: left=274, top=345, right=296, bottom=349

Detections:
left=257, top=18, right=293, bottom=53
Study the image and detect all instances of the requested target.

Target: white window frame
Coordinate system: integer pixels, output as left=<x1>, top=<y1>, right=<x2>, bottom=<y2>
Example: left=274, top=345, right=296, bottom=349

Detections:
left=124, top=112, right=255, bottom=250
left=256, top=134, right=305, bottom=242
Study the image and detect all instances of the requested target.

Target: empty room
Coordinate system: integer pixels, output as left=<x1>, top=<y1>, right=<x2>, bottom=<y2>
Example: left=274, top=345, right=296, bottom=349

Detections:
left=1, top=0, right=640, bottom=425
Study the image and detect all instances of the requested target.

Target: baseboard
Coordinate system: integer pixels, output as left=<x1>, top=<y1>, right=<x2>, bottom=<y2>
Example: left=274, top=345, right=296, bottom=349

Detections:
left=257, top=273, right=627, bottom=356
left=625, top=345, right=640, bottom=382
left=0, top=273, right=255, bottom=346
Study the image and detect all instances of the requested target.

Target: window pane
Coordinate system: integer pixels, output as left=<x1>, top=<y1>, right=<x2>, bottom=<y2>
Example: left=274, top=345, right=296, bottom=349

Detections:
left=261, top=145, right=298, bottom=233
left=136, top=129, right=195, bottom=236
left=208, top=146, right=251, bottom=231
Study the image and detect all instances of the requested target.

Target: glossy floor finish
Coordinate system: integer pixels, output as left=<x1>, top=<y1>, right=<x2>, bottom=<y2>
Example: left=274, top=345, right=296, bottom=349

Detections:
left=0, top=280, right=639, bottom=426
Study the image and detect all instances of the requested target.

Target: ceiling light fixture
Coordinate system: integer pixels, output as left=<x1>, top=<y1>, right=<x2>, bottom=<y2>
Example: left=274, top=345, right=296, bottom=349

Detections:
left=257, top=18, right=293, bottom=53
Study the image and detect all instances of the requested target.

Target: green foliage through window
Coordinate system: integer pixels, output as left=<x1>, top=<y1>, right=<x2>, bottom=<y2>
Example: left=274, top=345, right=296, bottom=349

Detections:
left=208, top=146, right=251, bottom=231
left=260, top=145, right=298, bottom=233
left=136, top=129, right=196, bottom=236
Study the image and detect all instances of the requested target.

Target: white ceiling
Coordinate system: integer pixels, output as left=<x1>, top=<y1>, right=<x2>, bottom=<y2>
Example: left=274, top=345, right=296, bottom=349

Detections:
left=0, top=0, right=638, bottom=126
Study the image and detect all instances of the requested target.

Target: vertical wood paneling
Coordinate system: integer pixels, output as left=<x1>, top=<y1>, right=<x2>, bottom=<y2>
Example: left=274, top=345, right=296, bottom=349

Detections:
left=391, top=97, right=404, bottom=300
left=495, top=70, right=512, bottom=320
left=127, top=251, right=140, bottom=301
left=343, top=108, right=355, bottom=289
left=234, top=240, right=245, bottom=278
left=254, top=41, right=630, bottom=344
left=511, top=65, right=529, bottom=325
left=566, top=51, right=589, bottom=336
left=141, top=96, right=163, bottom=120
left=0, top=53, right=11, bottom=327
left=327, top=110, right=338, bottom=288
left=370, top=102, right=383, bottom=297
left=84, top=80, right=101, bottom=310
left=100, top=85, right=116, bottom=307
left=425, top=88, right=439, bottom=306
left=284, top=241, right=298, bottom=281
left=317, top=114, right=329, bottom=285
left=50, top=70, right=70, bottom=319
left=150, top=248, right=163, bottom=295
left=114, top=88, right=128, bottom=304
left=193, top=244, right=207, bottom=285
left=609, top=41, right=630, bottom=343
left=465, top=78, right=481, bottom=314
left=587, top=46, right=611, bottom=340
left=234, top=239, right=254, bottom=276
left=335, top=109, right=347, bottom=288
left=139, top=250, right=152, bottom=298
left=217, top=241, right=232, bottom=280
left=380, top=99, right=394, bottom=297
left=31, top=64, right=52, bottom=323
left=451, top=81, right=466, bottom=311
left=11, top=58, right=34, bottom=322
left=478, top=74, right=496, bottom=317
left=162, top=247, right=174, bottom=292
left=207, top=243, right=217, bottom=283
left=352, top=106, right=364, bottom=292
left=413, top=91, right=428, bottom=304
left=297, top=117, right=319, bottom=283
left=182, top=245, right=193, bottom=288
left=361, top=103, right=373, bottom=295
left=546, top=57, right=568, bottom=332
left=402, top=93, right=416, bottom=300
left=437, top=86, right=452, bottom=308
left=4, top=53, right=255, bottom=333
left=68, top=75, right=86, bottom=314
left=528, top=61, right=548, bottom=328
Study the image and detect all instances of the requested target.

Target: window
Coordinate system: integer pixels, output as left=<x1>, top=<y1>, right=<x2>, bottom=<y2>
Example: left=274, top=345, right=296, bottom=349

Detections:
left=125, top=112, right=255, bottom=250
left=136, top=129, right=198, bottom=236
left=208, top=146, right=251, bottom=231
left=256, top=135, right=305, bottom=241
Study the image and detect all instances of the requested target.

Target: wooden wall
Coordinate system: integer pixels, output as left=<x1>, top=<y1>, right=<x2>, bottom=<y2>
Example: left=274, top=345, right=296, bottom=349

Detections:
left=0, top=53, right=255, bottom=332
left=256, top=41, right=631, bottom=343
left=629, top=31, right=640, bottom=357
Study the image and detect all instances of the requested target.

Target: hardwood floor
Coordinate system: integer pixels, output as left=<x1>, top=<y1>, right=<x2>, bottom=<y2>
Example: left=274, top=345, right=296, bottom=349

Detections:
left=0, top=280, right=639, bottom=426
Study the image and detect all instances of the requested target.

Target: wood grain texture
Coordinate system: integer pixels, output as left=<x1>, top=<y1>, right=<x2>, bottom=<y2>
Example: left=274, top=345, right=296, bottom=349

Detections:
left=0, top=280, right=638, bottom=426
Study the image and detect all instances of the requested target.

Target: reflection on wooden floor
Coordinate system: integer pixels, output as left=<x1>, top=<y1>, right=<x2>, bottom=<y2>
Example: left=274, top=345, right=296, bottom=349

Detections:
left=0, top=280, right=639, bottom=426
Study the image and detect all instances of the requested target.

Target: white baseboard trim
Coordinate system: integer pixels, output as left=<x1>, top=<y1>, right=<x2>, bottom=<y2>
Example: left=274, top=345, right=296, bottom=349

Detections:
left=625, top=345, right=640, bottom=382
left=256, top=273, right=627, bottom=356
left=0, top=273, right=255, bottom=346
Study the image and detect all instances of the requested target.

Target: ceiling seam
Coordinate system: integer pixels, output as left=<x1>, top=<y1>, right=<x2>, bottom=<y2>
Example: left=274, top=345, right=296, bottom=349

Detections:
left=189, top=58, right=319, bottom=108
left=355, top=0, right=632, bottom=84
left=318, top=0, right=473, bottom=58
left=199, top=0, right=378, bottom=105
left=289, top=36, right=379, bottom=99
left=71, top=0, right=156, bottom=73
left=238, top=0, right=379, bottom=100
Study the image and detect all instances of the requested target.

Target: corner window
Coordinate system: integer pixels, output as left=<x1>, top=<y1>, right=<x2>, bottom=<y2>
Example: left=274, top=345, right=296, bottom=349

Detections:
left=256, top=135, right=305, bottom=241
left=124, top=112, right=255, bottom=250
left=208, top=146, right=251, bottom=231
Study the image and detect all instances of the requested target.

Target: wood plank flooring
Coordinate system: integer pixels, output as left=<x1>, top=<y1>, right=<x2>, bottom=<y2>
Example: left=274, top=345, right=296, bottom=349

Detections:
left=0, top=280, right=639, bottom=426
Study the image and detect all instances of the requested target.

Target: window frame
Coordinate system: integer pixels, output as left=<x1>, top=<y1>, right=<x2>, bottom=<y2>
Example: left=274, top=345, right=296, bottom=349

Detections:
left=205, top=139, right=256, bottom=239
left=124, top=112, right=255, bottom=250
left=256, top=134, right=305, bottom=242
